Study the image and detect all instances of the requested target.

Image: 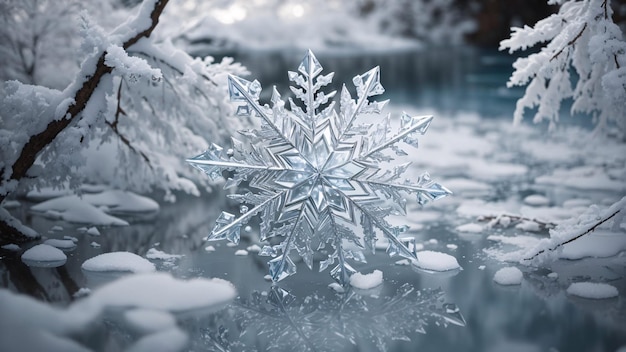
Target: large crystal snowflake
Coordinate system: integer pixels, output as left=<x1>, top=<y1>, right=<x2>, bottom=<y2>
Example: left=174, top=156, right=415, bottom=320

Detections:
left=187, top=50, right=450, bottom=286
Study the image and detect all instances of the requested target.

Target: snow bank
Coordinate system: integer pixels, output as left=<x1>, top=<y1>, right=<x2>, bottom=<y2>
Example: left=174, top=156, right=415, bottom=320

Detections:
left=350, top=270, right=384, bottom=289
left=30, top=195, right=128, bottom=226
left=82, top=252, right=156, bottom=273
left=82, top=190, right=159, bottom=213
left=493, top=267, right=523, bottom=285
left=566, top=282, right=618, bottom=299
left=21, top=244, right=67, bottom=266
left=0, top=272, right=236, bottom=352
left=414, top=251, right=461, bottom=271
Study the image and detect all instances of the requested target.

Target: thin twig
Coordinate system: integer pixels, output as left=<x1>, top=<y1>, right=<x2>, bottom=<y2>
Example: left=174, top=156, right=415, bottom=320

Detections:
left=477, top=213, right=556, bottom=230
left=523, top=209, right=621, bottom=261
left=550, top=22, right=587, bottom=62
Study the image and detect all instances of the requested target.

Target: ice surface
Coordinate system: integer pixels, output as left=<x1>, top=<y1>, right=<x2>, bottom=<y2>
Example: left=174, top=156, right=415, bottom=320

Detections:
left=493, top=267, right=523, bottom=285
left=21, top=244, right=67, bottom=263
left=349, top=270, right=384, bottom=289
left=82, top=252, right=156, bottom=273
left=414, top=251, right=461, bottom=271
left=566, top=282, right=618, bottom=299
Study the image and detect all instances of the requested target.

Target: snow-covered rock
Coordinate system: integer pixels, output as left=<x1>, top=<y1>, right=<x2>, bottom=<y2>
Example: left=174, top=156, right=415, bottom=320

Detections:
left=21, top=244, right=67, bottom=267
left=414, top=251, right=461, bottom=272
left=30, top=195, right=128, bottom=226
left=350, top=270, right=384, bottom=289
left=82, top=252, right=155, bottom=273
left=566, top=282, right=618, bottom=299
left=493, top=267, right=523, bottom=285
left=43, top=239, right=76, bottom=250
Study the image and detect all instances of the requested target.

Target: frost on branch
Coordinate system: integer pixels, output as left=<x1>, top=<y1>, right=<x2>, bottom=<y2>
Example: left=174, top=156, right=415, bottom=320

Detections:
left=501, top=0, right=626, bottom=134
left=188, top=51, right=451, bottom=286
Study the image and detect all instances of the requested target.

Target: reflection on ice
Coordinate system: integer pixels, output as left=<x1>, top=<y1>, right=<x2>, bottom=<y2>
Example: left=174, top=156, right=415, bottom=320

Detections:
left=189, top=284, right=465, bottom=352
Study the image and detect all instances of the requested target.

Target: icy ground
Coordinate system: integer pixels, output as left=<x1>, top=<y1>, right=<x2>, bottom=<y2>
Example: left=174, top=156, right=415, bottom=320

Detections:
left=0, top=113, right=625, bottom=351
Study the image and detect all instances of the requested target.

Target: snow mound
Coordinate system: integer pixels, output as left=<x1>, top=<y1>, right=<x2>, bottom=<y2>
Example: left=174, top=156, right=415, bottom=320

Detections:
left=493, top=267, right=523, bottom=285
left=26, top=186, right=72, bottom=201
left=523, top=194, right=550, bottom=206
left=415, top=251, right=461, bottom=271
left=83, top=190, right=159, bottom=213
left=234, top=249, right=248, bottom=256
left=21, top=244, right=67, bottom=263
left=456, top=223, right=483, bottom=233
left=43, top=239, right=76, bottom=250
left=1, top=244, right=20, bottom=251
left=124, top=309, right=176, bottom=334
left=350, top=270, right=383, bottom=289
left=30, top=195, right=128, bottom=226
left=82, top=252, right=156, bottom=273
left=566, top=282, right=618, bottom=299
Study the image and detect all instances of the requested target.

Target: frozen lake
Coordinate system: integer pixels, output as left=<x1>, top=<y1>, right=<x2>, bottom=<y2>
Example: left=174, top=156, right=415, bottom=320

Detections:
left=1, top=48, right=625, bottom=351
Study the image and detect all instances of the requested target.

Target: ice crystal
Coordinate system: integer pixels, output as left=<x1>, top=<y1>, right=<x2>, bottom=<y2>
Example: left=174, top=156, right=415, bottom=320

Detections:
left=187, top=50, right=450, bottom=286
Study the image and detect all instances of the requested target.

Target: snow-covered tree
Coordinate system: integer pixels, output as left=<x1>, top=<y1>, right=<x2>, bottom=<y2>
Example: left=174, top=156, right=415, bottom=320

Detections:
left=501, top=0, right=626, bottom=135
left=0, top=0, right=247, bottom=243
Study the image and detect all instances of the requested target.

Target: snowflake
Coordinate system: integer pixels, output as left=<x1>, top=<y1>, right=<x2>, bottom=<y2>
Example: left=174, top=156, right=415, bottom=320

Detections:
left=187, top=50, right=451, bottom=286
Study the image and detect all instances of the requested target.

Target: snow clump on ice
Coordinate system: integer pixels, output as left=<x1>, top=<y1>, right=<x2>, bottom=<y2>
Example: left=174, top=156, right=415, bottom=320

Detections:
left=493, top=267, right=523, bottom=285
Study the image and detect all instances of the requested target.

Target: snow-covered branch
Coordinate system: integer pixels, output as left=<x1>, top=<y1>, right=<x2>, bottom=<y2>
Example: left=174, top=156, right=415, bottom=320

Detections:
left=501, top=0, right=626, bottom=134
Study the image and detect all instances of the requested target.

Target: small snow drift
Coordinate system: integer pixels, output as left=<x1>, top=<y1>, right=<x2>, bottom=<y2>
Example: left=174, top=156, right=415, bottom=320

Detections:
left=145, top=248, right=183, bottom=261
left=414, top=251, right=461, bottom=272
left=455, top=223, right=483, bottom=233
left=493, top=267, right=523, bottom=285
left=83, top=190, right=159, bottom=213
left=30, top=195, right=128, bottom=226
left=566, top=282, right=618, bottom=299
left=21, top=244, right=67, bottom=267
left=350, top=270, right=384, bottom=289
left=43, top=239, right=76, bottom=250
left=82, top=252, right=156, bottom=273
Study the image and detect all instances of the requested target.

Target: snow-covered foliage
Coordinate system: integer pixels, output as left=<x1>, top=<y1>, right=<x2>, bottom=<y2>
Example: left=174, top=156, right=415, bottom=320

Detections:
left=501, top=0, right=626, bottom=134
left=0, top=0, right=247, bottom=203
left=363, top=0, right=476, bottom=45
left=160, top=0, right=473, bottom=55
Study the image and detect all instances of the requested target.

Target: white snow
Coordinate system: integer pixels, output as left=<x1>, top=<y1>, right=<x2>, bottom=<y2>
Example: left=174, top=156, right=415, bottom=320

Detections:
left=560, top=230, right=626, bottom=260
left=328, top=282, right=346, bottom=293
left=82, top=190, right=159, bottom=213
left=30, top=195, right=128, bottom=226
left=90, top=242, right=101, bottom=248
left=1, top=244, right=20, bottom=251
left=26, top=186, right=73, bottom=201
left=204, top=245, right=215, bottom=252
left=456, top=223, right=483, bottom=233
left=82, top=252, right=156, bottom=273
left=493, top=267, right=523, bottom=285
left=50, top=225, right=64, bottom=231
left=0, top=200, right=21, bottom=209
left=414, top=251, right=461, bottom=271
left=349, top=270, right=384, bottom=289
left=523, top=194, right=550, bottom=206
left=234, top=249, right=248, bottom=256
left=246, top=244, right=262, bottom=253
left=395, top=259, right=411, bottom=265
left=145, top=248, right=183, bottom=261
left=440, top=178, right=490, bottom=195
left=478, top=265, right=486, bottom=270
left=21, top=244, right=67, bottom=263
left=124, top=309, right=176, bottom=333
left=547, top=272, right=558, bottom=279
left=0, top=272, right=236, bottom=352
left=515, top=220, right=542, bottom=232
left=43, top=239, right=76, bottom=250
left=87, top=227, right=101, bottom=236
left=446, top=244, right=458, bottom=250
left=566, top=282, right=618, bottom=299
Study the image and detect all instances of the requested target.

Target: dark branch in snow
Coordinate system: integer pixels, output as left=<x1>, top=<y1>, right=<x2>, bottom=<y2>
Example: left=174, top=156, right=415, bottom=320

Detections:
left=523, top=209, right=621, bottom=262
left=550, top=22, right=587, bottom=62
left=0, top=0, right=169, bottom=243
left=478, top=213, right=556, bottom=230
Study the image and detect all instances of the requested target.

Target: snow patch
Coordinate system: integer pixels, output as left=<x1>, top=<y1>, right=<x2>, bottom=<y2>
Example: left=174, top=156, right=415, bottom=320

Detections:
left=493, top=267, right=523, bottom=285
left=566, top=282, right=618, bottom=299
left=349, top=270, right=383, bottom=289
left=523, top=194, right=550, bottom=206
left=82, top=252, right=156, bottom=273
left=415, top=251, right=461, bottom=271
left=234, top=249, right=248, bottom=256
left=30, top=196, right=128, bottom=226
left=21, top=244, right=67, bottom=263
left=145, top=248, right=183, bottom=261
left=456, top=223, right=483, bottom=233
left=43, top=239, right=76, bottom=250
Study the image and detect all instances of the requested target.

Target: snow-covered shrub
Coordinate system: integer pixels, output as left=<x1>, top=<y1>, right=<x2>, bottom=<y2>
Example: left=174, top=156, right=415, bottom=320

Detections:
left=501, top=0, right=626, bottom=135
left=0, top=0, right=247, bottom=205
